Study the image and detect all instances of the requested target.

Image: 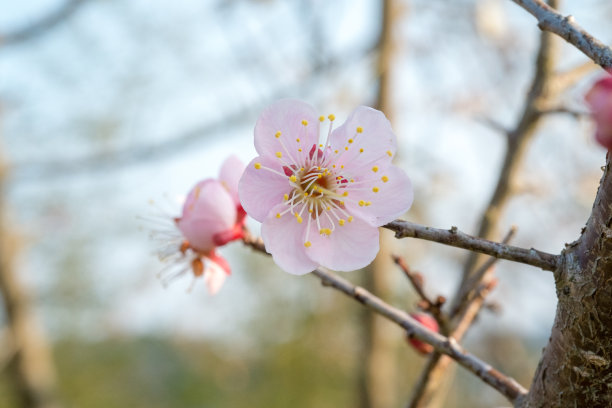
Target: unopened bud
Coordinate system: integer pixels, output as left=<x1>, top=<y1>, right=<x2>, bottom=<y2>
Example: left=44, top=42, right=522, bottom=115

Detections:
left=407, top=313, right=440, bottom=355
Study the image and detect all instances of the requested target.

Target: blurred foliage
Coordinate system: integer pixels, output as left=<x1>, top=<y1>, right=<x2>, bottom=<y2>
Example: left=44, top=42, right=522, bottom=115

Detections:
left=0, top=313, right=541, bottom=408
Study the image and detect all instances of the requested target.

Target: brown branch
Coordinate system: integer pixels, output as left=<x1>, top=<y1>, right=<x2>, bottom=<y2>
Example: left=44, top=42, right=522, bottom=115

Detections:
left=384, top=220, right=559, bottom=272
left=392, top=256, right=448, bottom=333
left=241, top=233, right=528, bottom=404
left=0, top=0, right=86, bottom=47
left=311, top=268, right=527, bottom=404
left=511, top=0, right=612, bottom=69
left=407, top=9, right=563, bottom=405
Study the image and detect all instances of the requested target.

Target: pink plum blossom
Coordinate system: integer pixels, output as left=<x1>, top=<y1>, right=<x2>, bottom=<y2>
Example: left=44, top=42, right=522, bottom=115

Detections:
left=239, top=99, right=413, bottom=275
left=156, top=155, right=246, bottom=294
left=586, top=73, right=612, bottom=150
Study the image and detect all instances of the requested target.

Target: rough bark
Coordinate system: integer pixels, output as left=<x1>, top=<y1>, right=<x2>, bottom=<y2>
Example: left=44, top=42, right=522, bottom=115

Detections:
left=520, top=155, right=612, bottom=407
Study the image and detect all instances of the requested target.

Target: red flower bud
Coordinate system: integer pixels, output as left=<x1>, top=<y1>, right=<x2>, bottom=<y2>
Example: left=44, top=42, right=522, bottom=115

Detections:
left=407, top=313, right=439, bottom=355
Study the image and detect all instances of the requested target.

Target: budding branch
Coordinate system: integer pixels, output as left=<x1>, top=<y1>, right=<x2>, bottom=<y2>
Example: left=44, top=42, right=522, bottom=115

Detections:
left=242, top=232, right=528, bottom=404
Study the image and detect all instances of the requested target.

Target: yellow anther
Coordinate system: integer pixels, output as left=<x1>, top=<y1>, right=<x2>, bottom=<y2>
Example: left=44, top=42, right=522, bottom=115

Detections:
left=300, top=167, right=304, bottom=171
left=276, top=152, right=282, bottom=158
left=348, top=139, right=354, bottom=144
left=296, top=215, right=303, bottom=223
left=308, top=208, right=313, bottom=213
left=275, top=131, right=281, bottom=138
left=339, top=219, right=346, bottom=226
left=283, top=194, right=289, bottom=201
left=339, top=201, right=345, bottom=206
left=319, top=115, right=325, bottom=122
left=345, top=147, right=349, bottom=151
left=319, top=144, right=323, bottom=148
left=341, top=165, right=344, bottom=169
left=372, top=187, right=379, bottom=193
left=296, top=138, right=300, bottom=142
left=328, top=114, right=335, bottom=121
left=334, top=150, right=339, bottom=154
left=301, top=119, right=308, bottom=126
left=298, top=148, right=302, bottom=152
left=348, top=216, right=354, bottom=222
left=320, top=228, right=332, bottom=236
left=317, top=166, right=321, bottom=170
left=381, top=176, right=389, bottom=182
left=332, top=164, right=336, bottom=168
left=365, top=201, right=372, bottom=206
left=387, top=150, right=392, bottom=157
left=358, top=200, right=365, bottom=207
left=349, top=178, right=354, bottom=182
left=342, top=191, right=349, bottom=197
left=304, top=241, right=312, bottom=247
left=372, top=166, right=379, bottom=172
left=304, top=192, right=309, bottom=197
left=254, top=163, right=262, bottom=169
left=289, top=175, right=297, bottom=182
left=317, top=174, right=322, bottom=179
left=326, top=206, right=331, bottom=210
left=276, top=213, right=281, bottom=218
left=359, top=148, right=364, bottom=153
left=356, top=126, right=363, bottom=133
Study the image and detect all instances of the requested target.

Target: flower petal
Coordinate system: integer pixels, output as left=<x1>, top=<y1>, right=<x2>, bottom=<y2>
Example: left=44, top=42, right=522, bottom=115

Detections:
left=254, top=99, right=320, bottom=160
left=239, top=156, right=292, bottom=222
left=344, top=164, right=413, bottom=226
left=261, top=203, right=318, bottom=275
left=204, top=257, right=229, bottom=295
left=177, top=180, right=236, bottom=252
left=328, top=106, right=397, bottom=170
left=306, top=215, right=379, bottom=271
left=218, top=154, right=246, bottom=205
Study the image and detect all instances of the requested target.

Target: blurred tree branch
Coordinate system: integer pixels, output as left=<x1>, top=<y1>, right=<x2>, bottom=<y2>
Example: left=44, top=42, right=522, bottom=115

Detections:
left=11, top=48, right=375, bottom=183
left=0, top=0, right=86, bottom=48
left=0, top=151, right=62, bottom=408
left=358, top=1, right=402, bottom=407
left=406, top=4, right=561, bottom=403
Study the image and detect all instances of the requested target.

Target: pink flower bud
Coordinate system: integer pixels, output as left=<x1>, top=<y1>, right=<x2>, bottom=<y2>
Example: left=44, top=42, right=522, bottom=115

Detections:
left=407, top=313, right=439, bottom=355
left=154, top=156, right=246, bottom=294
left=586, top=73, right=612, bottom=150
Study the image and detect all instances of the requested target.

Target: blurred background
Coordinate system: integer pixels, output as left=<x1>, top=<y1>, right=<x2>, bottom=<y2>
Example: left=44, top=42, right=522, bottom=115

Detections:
left=0, top=0, right=611, bottom=407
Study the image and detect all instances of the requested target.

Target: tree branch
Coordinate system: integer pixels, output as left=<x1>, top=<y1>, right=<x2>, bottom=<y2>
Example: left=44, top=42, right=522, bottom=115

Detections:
left=0, top=0, right=86, bottom=47
left=312, top=268, right=527, bottom=404
left=240, top=233, right=527, bottom=404
left=384, top=220, right=559, bottom=272
left=392, top=256, right=448, bottom=333
left=511, top=0, right=612, bottom=69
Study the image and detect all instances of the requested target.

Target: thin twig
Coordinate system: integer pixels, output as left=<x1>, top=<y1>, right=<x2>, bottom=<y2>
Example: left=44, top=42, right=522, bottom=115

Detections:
left=392, top=256, right=448, bottom=333
left=241, top=234, right=528, bottom=404
left=310, top=268, right=527, bottom=404
left=0, top=0, right=86, bottom=47
left=384, top=220, right=559, bottom=272
left=511, top=0, right=612, bottom=69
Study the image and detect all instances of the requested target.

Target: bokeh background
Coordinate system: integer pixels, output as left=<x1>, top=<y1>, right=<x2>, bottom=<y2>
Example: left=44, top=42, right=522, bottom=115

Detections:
left=1, top=0, right=611, bottom=407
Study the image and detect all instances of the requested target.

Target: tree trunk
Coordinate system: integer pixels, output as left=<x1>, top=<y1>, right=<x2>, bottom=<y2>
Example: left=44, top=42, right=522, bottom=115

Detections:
left=520, top=153, right=612, bottom=407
